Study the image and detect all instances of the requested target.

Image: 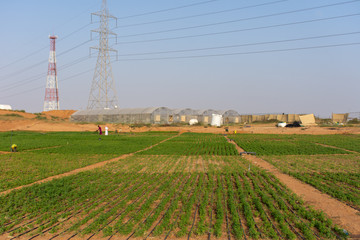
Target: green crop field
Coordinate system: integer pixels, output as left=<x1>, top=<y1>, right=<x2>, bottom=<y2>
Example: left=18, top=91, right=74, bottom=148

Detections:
left=299, top=134, right=360, bottom=153
left=0, top=131, right=177, bottom=153
left=0, top=131, right=357, bottom=239
left=138, top=132, right=238, bottom=156
left=262, top=154, right=360, bottom=210
left=0, top=156, right=347, bottom=240
left=230, top=134, right=350, bottom=155
left=0, top=131, right=176, bottom=192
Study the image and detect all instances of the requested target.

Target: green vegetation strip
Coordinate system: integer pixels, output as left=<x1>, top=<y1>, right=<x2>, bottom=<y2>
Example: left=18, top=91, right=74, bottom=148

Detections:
left=138, top=132, right=238, bottom=156
left=302, top=134, right=360, bottom=153
left=262, top=154, right=360, bottom=209
left=230, top=134, right=351, bottom=155
left=0, top=153, right=116, bottom=192
left=0, top=131, right=176, bottom=191
left=0, top=131, right=176, bottom=153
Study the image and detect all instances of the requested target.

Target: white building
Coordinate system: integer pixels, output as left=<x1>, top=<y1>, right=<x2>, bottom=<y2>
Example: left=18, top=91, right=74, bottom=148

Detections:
left=0, top=104, right=12, bottom=110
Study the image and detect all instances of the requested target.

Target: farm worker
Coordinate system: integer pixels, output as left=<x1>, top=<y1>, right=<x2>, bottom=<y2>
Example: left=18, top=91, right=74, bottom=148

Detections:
left=234, top=130, right=237, bottom=134
left=97, top=125, right=102, bottom=140
left=11, top=144, right=17, bottom=152
left=105, top=126, right=108, bottom=136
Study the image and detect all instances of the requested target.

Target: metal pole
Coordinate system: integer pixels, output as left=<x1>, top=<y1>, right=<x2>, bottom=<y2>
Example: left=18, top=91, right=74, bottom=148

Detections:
left=10, top=130, right=13, bottom=151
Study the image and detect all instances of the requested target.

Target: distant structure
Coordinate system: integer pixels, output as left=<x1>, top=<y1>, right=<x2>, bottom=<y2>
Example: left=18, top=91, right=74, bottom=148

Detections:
left=87, top=0, right=119, bottom=110
left=0, top=104, right=12, bottom=110
left=43, top=35, right=60, bottom=111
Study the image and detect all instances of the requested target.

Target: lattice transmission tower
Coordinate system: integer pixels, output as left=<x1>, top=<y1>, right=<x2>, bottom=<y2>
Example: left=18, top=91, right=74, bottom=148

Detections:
left=43, top=35, right=60, bottom=111
left=87, top=0, right=119, bottom=110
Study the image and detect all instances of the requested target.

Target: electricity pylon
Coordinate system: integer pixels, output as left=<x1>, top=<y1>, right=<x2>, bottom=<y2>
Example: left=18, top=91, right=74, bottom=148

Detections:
left=87, top=0, right=119, bottom=110
left=43, top=35, right=60, bottom=111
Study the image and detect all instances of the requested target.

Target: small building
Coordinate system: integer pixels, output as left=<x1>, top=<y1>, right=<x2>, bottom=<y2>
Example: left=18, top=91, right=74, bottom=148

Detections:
left=0, top=104, right=12, bottom=110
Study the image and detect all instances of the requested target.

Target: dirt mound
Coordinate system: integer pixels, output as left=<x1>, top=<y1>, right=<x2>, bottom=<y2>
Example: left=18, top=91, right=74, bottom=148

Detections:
left=42, top=110, right=76, bottom=119
left=0, top=110, right=36, bottom=119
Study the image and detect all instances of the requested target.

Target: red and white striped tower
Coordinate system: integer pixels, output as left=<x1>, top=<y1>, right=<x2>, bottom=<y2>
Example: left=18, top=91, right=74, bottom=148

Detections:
left=43, top=35, right=59, bottom=111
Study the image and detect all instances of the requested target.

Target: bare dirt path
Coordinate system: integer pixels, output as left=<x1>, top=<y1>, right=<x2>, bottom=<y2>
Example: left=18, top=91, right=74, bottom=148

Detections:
left=315, top=143, right=360, bottom=154
left=226, top=136, right=360, bottom=238
left=0, top=133, right=181, bottom=196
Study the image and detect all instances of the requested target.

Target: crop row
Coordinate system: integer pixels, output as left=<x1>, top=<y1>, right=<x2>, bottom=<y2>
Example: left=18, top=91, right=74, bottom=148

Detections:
left=139, top=132, right=238, bottom=156
left=0, top=155, right=175, bottom=236
left=0, top=155, right=348, bottom=239
left=263, top=154, right=360, bottom=209
left=230, top=134, right=349, bottom=155
left=0, top=131, right=176, bottom=153
left=0, top=132, right=176, bottom=192
left=303, top=134, right=360, bottom=153
left=0, top=152, right=118, bottom=192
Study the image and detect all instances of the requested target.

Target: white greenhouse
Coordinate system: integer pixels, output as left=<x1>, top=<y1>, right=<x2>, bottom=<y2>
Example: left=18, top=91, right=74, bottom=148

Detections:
left=70, top=107, right=241, bottom=125
left=71, top=107, right=174, bottom=124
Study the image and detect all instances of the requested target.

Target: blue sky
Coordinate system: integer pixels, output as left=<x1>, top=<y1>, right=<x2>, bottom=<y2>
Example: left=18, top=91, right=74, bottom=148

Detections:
left=0, top=0, right=359, bottom=117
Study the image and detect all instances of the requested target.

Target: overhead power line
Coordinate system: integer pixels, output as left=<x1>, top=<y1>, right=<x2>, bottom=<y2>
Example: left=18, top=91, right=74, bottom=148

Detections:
left=116, top=42, right=360, bottom=61
left=118, top=0, right=220, bottom=20
left=117, top=0, right=288, bottom=28
left=1, top=55, right=92, bottom=91
left=0, top=55, right=91, bottom=93
left=115, top=13, right=360, bottom=45
left=57, top=40, right=92, bottom=58
left=4, top=31, right=359, bottom=92
left=0, top=45, right=48, bottom=71
left=0, top=59, right=49, bottom=82
left=3, top=41, right=359, bottom=99
left=1, top=68, right=94, bottom=100
left=0, top=72, right=47, bottom=92
left=0, top=18, right=94, bottom=71
left=57, top=23, right=92, bottom=43
left=0, top=39, right=93, bottom=81
left=117, top=0, right=360, bottom=38
left=115, top=31, right=360, bottom=57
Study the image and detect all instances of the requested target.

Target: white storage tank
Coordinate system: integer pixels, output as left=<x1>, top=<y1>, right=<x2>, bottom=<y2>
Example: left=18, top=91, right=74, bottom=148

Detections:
left=0, top=104, right=12, bottom=110
left=277, top=122, right=287, bottom=127
left=189, top=119, right=198, bottom=125
left=211, top=114, right=223, bottom=127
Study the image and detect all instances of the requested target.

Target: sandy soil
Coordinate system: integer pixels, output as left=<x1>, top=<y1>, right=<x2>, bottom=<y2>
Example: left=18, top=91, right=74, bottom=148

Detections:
left=0, top=109, right=37, bottom=118
left=226, top=137, right=360, bottom=237
left=41, top=110, right=76, bottom=119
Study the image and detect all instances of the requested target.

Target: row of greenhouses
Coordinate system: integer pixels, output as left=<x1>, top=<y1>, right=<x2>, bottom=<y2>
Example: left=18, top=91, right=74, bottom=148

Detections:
left=70, top=108, right=308, bottom=125
left=70, top=107, right=241, bottom=124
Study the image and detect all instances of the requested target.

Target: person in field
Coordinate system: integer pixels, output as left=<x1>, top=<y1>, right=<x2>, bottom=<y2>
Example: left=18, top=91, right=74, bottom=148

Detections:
left=97, top=125, right=102, bottom=140
left=11, top=144, right=17, bottom=152
left=105, top=126, right=108, bottom=136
